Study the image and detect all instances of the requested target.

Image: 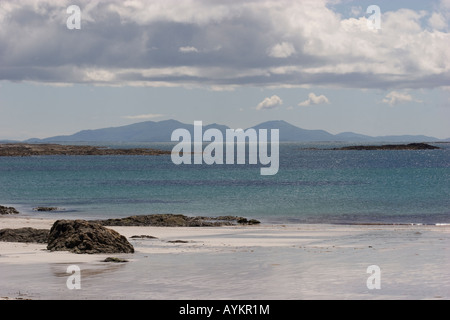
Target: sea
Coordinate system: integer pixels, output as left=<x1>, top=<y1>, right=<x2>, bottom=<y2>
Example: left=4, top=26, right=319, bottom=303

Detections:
left=0, top=142, right=449, bottom=225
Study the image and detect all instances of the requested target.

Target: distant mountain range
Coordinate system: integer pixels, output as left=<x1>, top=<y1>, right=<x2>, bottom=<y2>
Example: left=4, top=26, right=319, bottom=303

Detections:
left=13, top=119, right=447, bottom=143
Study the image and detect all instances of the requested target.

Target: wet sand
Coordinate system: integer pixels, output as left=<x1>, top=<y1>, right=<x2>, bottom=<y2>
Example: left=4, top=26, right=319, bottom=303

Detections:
left=0, top=217, right=449, bottom=300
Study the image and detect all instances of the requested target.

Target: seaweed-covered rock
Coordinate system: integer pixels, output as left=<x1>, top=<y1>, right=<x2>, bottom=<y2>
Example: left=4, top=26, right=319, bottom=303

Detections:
left=92, top=214, right=260, bottom=227
left=0, top=228, right=49, bottom=243
left=102, top=257, right=128, bottom=263
left=33, top=207, right=60, bottom=212
left=47, top=220, right=134, bottom=254
left=0, top=205, right=19, bottom=215
left=130, top=235, right=158, bottom=239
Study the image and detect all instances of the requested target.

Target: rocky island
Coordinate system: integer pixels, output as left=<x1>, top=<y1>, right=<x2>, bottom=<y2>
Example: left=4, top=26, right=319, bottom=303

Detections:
left=333, top=143, right=440, bottom=150
left=0, top=143, right=171, bottom=157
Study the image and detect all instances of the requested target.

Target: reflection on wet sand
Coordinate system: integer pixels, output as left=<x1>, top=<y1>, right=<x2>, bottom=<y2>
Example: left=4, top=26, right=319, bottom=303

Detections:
left=50, top=261, right=127, bottom=279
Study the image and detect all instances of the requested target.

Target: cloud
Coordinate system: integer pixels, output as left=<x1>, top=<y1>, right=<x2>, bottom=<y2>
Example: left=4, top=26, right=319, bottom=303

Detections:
left=428, top=12, right=448, bottom=30
left=382, top=91, right=422, bottom=106
left=350, top=6, right=363, bottom=17
left=298, top=93, right=330, bottom=107
left=440, top=0, right=450, bottom=10
left=256, top=95, right=283, bottom=110
left=268, top=42, right=296, bottom=58
left=123, top=113, right=164, bottom=120
left=428, top=0, right=450, bottom=32
left=179, top=46, right=199, bottom=53
left=0, top=0, right=449, bottom=89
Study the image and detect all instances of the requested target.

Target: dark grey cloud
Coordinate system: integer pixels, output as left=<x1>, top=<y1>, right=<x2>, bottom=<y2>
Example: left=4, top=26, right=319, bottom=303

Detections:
left=0, top=0, right=448, bottom=89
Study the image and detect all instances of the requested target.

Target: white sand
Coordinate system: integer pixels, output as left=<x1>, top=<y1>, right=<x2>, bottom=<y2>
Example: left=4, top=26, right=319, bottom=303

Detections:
left=1, top=216, right=449, bottom=300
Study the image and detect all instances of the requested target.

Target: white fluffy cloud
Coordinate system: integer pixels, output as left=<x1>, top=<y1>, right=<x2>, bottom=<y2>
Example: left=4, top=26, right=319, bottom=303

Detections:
left=382, top=91, right=422, bottom=106
left=298, top=93, right=330, bottom=107
left=0, top=0, right=449, bottom=89
left=256, top=95, right=283, bottom=110
left=428, top=12, right=448, bottom=30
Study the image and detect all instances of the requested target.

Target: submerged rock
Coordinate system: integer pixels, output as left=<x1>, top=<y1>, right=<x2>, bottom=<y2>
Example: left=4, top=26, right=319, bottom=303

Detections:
left=0, top=205, right=19, bottom=215
left=0, top=228, right=49, bottom=243
left=47, top=220, right=134, bottom=254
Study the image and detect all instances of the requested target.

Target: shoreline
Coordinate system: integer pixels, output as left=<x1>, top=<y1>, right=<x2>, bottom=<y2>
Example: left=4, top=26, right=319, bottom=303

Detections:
left=2, top=212, right=449, bottom=227
left=3, top=204, right=449, bottom=227
left=1, top=216, right=449, bottom=300
left=0, top=143, right=171, bottom=157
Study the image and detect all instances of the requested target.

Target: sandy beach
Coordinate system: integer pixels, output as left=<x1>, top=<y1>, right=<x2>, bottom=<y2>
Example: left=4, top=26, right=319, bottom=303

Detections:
left=0, top=216, right=449, bottom=300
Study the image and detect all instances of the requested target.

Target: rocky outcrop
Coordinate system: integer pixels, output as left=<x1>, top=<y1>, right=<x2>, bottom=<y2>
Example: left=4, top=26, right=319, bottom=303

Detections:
left=102, top=257, right=129, bottom=263
left=0, top=143, right=171, bottom=157
left=0, top=228, right=49, bottom=243
left=47, top=220, right=134, bottom=254
left=130, top=235, right=158, bottom=239
left=334, top=143, right=440, bottom=150
left=33, top=207, right=60, bottom=212
left=92, top=214, right=260, bottom=227
left=168, top=240, right=189, bottom=243
left=0, top=205, right=19, bottom=215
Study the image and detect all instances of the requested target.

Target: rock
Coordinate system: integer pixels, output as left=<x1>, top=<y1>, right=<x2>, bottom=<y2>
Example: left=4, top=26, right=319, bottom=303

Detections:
left=130, top=235, right=158, bottom=239
left=47, top=220, right=134, bottom=254
left=102, top=257, right=128, bottom=263
left=334, top=143, right=440, bottom=150
left=168, top=240, right=189, bottom=243
left=235, top=217, right=261, bottom=225
left=92, top=214, right=260, bottom=227
left=0, top=228, right=49, bottom=243
left=0, top=205, right=19, bottom=215
left=0, top=143, right=171, bottom=157
left=33, top=207, right=60, bottom=212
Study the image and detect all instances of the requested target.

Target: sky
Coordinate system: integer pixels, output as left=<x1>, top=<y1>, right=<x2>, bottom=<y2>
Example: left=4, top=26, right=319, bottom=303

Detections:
left=0, top=0, right=449, bottom=140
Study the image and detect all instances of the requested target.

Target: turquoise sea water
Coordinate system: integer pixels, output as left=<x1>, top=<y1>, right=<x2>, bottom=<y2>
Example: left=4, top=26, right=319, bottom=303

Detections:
left=0, top=142, right=449, bottom=224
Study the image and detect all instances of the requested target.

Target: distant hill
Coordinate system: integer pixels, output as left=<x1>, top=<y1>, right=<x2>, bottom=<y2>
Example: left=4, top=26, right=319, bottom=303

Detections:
left=26, top=120, right=229, bottom=143
left=24, top=119, right=443, bottom=143
left=248, top=120, right=335, bottom=141
left=0, top=140, right=20, bottom=143
left=248, top=120, right=440, bottom=142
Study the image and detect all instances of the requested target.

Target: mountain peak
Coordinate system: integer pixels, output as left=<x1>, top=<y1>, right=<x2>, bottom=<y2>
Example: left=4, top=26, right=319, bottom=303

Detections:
left=23, top=119, right=441, bottom=143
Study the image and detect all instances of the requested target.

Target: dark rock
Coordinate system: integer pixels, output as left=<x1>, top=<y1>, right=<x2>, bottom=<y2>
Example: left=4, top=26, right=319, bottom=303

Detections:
left=102, top=257, right=128, bottom=263
left=0, top=228, right=49, bottom=243
left=236, top=217, right=261, bottom=225
left=0, top=205, right=19, bottom=215
left=33, top=207, right=60, bottom=212
left=92, top=214, right=260, bottom=227
left=168, top=240, right=189, bottom=243
left=130, top=235, right=158, bottom=239
left=47, top=220, right=134, bottom=254
left=334, top=143, right=440, bottom=150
